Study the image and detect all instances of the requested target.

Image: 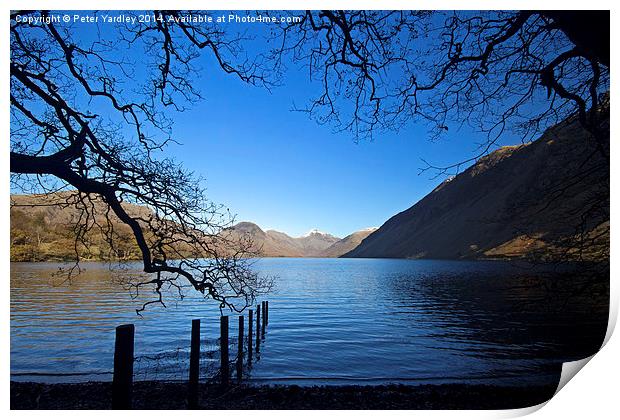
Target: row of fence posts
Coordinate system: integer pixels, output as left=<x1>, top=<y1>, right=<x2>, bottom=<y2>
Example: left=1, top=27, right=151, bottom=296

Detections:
left=111, top=300, right=269, bottom=409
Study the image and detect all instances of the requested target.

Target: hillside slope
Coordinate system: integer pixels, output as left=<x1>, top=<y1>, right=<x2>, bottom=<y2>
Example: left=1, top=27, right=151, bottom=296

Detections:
left=320, top=228, right=377, bottom=257
left=345, top=114, right=609, bottom=261
left=10, top=192, right=146, bottom=261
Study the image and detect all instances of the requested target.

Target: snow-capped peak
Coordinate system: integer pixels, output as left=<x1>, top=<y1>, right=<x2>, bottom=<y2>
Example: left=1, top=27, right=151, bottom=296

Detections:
left=304, top=228, right=326, bottom=237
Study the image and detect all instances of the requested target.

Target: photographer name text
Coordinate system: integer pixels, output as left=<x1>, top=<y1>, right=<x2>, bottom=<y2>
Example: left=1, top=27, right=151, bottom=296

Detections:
left=13, top=13, right=301, bottom=26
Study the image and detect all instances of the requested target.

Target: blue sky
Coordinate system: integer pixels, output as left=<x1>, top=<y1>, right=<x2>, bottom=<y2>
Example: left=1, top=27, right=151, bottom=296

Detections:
left=124, top=15, right=517, bottom=238
left=167, top=60, right=508, bottom=238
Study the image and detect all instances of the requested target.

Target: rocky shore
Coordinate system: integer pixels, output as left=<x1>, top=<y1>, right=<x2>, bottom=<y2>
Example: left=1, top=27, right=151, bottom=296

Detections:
left=11, top=381, right=557, bottom=410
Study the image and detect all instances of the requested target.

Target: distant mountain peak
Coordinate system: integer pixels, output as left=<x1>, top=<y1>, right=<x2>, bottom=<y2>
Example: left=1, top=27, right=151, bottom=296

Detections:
left=224, top=222, right=342, bottom=257
left=229, top=221, right=264, bottom=235
left=304, top=228, right=327, bottom=237
left=360, top=227, right=378, bottom=232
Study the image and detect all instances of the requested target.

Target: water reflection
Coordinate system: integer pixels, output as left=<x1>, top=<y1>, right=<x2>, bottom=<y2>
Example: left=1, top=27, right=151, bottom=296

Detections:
left=10, top=259, right=608, bottom=386
left=378, top=263, right=607, bottom=384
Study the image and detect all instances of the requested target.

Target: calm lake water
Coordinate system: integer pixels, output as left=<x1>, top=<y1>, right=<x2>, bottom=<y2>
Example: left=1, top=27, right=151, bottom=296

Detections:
left=10, top=258, right=608, bottom=386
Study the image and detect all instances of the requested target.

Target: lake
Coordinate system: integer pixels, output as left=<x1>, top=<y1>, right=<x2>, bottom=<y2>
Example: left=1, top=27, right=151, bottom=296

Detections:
left=10, top=258, right=608, bottom=387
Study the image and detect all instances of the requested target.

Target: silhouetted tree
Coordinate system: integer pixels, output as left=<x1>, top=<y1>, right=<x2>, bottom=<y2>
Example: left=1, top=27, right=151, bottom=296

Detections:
left=10, top=10, right=273, bottom=312
left=274, top=10, right=609, bottom=170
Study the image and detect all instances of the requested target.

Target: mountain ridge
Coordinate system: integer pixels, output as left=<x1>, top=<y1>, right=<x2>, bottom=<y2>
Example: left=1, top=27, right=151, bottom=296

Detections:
left=224, top=222, right=375, bottom=257
left=10, top=196, right=375, bottom=260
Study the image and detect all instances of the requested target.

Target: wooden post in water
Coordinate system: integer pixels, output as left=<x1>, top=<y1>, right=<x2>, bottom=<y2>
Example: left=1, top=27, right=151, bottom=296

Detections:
left=266, top=301, right=269, bottom=325
left=256, top=304, right=261, bottom=352
left=220, top=315, right=229, bottom=386
left=112, top=324, right=134, bottom=409
left=248, top=309, right=253, bottom=364
left=237, top=315, right=244, bottom=381
left=188, top=319, right=200, bottom=408
left=261, top=301, right=266, bottom=338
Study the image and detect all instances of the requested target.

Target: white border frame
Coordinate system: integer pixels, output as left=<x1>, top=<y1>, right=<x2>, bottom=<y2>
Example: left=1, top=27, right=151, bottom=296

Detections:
left=2, top=2, right=617, bottom=419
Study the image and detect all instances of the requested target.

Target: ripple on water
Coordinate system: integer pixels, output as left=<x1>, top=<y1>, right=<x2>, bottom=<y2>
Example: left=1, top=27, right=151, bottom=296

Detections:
left=10, top=258, right=608, bottom=386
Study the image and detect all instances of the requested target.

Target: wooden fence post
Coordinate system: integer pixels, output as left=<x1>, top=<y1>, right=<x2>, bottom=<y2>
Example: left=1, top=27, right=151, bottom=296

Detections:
left=112, top=324, right=134, bottom=409
left=248, top=309, right=253, bottom=364
left=256, top=304, right=261, bottom=353
left=188, top=319, right=200, bottom=408
left=220, top=315, right=229, bottom=386
left=237, top=315, right=244, bottom=381
left=261, top=301, right=266, bottom=338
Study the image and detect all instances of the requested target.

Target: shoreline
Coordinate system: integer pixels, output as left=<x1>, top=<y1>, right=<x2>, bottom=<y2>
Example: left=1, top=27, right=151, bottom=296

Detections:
left=11, top=381, right=558, bottom=410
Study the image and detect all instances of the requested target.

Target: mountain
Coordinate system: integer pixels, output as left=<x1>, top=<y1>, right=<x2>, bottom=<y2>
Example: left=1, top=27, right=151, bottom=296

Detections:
left=10, top=192, right=357, bottom=261
left=224, top=223, right=341, bottom=257
left=297, top=229, right=341, bottom=256
left=10, top=192, right=147, bottom=261
left=320, top=228, right=378, bottom=257
left=344, top=112, right=609, bottom=261
left=224, top=222, right=303, bottom=257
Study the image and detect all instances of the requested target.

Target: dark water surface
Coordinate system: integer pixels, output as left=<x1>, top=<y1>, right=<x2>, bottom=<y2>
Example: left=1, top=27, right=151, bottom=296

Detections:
left=10, top=258, right=608, bottom=386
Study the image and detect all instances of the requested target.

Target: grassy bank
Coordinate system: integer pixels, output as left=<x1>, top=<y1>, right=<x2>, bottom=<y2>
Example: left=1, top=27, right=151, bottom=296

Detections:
left=11, top=381, right=557, bottom=410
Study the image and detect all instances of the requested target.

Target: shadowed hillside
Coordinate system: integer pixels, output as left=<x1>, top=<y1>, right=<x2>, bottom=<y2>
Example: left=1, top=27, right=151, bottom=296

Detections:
left=345, top=111, right=609, bottom=261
